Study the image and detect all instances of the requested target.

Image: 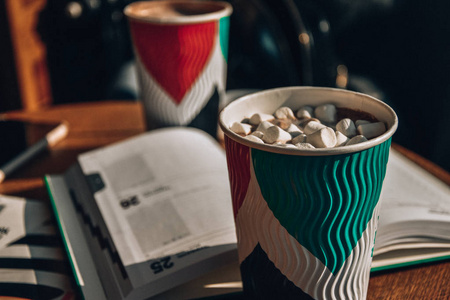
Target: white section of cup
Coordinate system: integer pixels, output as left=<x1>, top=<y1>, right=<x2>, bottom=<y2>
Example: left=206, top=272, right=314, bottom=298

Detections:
left=124, top=0, right=233, bottom=24
left=219, top=86, right=398, bottom=156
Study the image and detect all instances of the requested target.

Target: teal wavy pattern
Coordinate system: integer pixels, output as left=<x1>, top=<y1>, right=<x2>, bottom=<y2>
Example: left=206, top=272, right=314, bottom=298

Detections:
left=219, top=16, right=230, bottom=62
left=251, top=139, right=391, bottom=275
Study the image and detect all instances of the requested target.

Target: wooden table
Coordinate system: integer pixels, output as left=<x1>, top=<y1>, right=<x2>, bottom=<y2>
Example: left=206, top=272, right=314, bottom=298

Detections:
left=1, top=101, right=449, bottom=299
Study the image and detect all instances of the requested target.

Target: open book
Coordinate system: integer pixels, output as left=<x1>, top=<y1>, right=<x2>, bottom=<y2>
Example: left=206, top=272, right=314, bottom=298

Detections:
left=45, top=128, right=238, bottom=300
left=371, top=149, right=450, bottom=271
left=45, top=127, right=450, bottom=299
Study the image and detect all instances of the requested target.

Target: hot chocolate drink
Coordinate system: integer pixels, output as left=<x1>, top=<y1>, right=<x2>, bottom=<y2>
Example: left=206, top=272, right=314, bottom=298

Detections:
left=229, top=103, right=387, bottom=149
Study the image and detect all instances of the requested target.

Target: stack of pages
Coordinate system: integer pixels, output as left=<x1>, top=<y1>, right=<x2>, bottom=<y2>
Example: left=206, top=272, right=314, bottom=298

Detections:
left=372, top=149, right=450, bottom=270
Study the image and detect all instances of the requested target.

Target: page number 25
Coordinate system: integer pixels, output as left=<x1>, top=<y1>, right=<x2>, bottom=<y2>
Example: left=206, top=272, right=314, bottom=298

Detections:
left=150, top=256, right=174, bottom=274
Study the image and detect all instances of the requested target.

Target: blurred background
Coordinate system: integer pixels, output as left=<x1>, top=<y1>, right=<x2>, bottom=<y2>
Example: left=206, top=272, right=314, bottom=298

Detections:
left=1, top=0, right=449, bottom=172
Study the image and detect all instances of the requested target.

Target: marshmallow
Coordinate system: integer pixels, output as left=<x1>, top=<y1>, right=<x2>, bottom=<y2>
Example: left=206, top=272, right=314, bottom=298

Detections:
left=230, top=122, right=252, bottom=135
left=263, top=126, right=292, bottom=144
left=245, top=135, right=264, bottom=143
left=307, top=127, right=337, bottom=148
left=249, top=113, right=274, bottom=125
left=295, top=142, right=316, bottom=149
left=335, top=130, right=349, bottom=147
left=286, top=123, right=303, bottom=137
left=357, top=122, right=386, bottom=139
left=346, top=135, right=368, bottom=145
left=274, top=107, right=296, bottom=120
left=278, top=143, right=297, bottom=149
left=297, top=118, right=320, bottom=131
left=273, top=118, right=292, bottom=130
left=296, top=106, right=314, bottom=119
left=256, top=121, right=273, bottom=134
left=250, top=130, right=264, bottom=139
left=292, top=133, right=307, bottom=144
left=355, top=120, right=371, bottom=127
left=336, top=118, right=357, bottom=137
left=303, top=121, right=327, bottom=134
left=314, top=104, right=337, bottom=124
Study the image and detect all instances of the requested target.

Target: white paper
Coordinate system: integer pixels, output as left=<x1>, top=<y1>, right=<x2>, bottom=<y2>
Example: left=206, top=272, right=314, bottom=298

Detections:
left=0, top=196, right=26, bottom=250
left=381, top=149, right=450, bottom=213
left=0, top=195, right=51, bottom=250
left=78, top=128, right=237, bottom=266
left=376, top=149, right=450, bottom=250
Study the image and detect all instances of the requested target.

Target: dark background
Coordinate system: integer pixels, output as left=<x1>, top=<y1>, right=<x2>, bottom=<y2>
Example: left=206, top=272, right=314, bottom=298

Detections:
left=1, top=0, right=449, bottom=171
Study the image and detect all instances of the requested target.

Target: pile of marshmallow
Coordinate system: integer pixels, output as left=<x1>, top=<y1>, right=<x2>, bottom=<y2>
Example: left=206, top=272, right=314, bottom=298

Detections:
left=229, top=104, right=386, bottom=149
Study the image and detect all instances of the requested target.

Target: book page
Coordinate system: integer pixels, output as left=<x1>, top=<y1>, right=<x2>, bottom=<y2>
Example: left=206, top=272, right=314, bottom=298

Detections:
left=77, top=128, right=237, bottom=267
left=381, top=149, right=450, bottom=213
left=376, top=149, right=450, bottom=248
left=0, top=195, right=51, bottom=250
left=0, top=195, right=75, bottom=299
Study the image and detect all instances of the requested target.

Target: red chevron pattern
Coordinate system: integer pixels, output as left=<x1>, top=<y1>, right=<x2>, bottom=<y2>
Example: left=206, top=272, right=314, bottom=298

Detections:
left=129, top=20, right=216, bottom=104
left=224, top=136, right=251, bottom=219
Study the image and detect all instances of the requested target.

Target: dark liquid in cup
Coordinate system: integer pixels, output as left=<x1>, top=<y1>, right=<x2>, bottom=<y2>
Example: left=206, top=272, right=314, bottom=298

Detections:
left=337, top=107, right=379, bottom=123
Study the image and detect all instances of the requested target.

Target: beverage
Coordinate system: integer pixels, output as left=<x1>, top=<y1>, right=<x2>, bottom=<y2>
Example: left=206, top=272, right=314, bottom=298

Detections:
left=229, top=103, right=386, bottom=149
left=219, top=86, right=398, bottom=299
left=124, top=1, right=233, bottom=137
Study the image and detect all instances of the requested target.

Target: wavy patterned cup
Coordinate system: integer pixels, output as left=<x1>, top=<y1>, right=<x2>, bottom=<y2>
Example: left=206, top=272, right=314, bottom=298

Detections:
left=219, top=87, right=398, bottom=299
left=124, top=0, right=232, bottom=137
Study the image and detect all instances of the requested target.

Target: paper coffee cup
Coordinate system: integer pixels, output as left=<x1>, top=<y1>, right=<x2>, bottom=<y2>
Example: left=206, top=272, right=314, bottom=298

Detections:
left=124, top=0, right=232, bottom=137
left=219, top=86, right=398, bottom=299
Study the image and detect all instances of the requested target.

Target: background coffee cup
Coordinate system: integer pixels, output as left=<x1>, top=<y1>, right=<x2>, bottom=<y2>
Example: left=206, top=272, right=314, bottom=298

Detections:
left=124, top=0, right=232, bottom=137
left=219, top=86, right=398, bottom=299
